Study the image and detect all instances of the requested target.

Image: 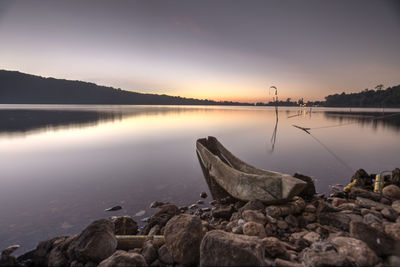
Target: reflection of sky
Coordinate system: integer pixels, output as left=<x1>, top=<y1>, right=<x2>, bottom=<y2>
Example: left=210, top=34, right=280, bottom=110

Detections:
left=0, top=1, right=399, bottom=102
left=1, top=105, right=400, bottom=253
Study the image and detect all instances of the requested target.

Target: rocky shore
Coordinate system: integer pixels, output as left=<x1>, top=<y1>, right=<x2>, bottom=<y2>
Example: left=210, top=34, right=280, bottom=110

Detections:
left=2, top=168, right=400, bottom=267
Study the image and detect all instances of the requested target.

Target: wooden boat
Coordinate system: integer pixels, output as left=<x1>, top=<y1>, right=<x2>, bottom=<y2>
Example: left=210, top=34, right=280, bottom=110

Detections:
left=196, top=136, right=307, bottom=203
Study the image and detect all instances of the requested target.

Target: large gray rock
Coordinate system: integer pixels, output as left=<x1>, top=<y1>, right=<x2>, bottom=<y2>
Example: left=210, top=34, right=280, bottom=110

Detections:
left=383, top=185, right=400, bottom=200
left=164, top=214, right=204, bottom=265
left=110, top=216, right=138, bottom=235
left=332, top=237, right=378, bottom=267
left=98, top=251, right=147, bottom=267
left=200, top=230, right=265, bottom=267
left=67, top=219, right=117, bottom=263
left=349, top=221, right=396, bottom=256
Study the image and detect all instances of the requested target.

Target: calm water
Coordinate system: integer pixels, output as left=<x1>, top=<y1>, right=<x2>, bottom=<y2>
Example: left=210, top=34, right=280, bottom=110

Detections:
left=1, top=105, right=400, bottom=253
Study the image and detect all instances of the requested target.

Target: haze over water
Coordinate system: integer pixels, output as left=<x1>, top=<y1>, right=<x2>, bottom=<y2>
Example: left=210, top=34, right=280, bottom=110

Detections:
left=1, top=105, right=400, bottom=253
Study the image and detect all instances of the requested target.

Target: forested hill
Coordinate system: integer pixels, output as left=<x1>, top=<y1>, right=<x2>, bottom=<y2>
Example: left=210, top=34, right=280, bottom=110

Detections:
left=0, top=70, right=250, bottom=105
left=325, top=85, right=400, bottom=107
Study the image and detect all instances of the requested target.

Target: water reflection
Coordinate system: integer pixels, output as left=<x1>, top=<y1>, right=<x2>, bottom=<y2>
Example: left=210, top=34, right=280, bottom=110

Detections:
left=323, top=111, right=400, bottom=131
left=1, top=105, right=400, bottom=255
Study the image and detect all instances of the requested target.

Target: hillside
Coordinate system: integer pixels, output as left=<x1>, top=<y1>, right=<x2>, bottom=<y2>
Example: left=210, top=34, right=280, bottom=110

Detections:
left=0, top=70, right=250, bottom=105
left=325, top=85, right=400, bottom=107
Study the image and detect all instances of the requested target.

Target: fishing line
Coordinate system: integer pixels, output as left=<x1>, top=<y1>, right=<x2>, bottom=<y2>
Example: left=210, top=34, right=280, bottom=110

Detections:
left=292, top=124, right=354, bottom=172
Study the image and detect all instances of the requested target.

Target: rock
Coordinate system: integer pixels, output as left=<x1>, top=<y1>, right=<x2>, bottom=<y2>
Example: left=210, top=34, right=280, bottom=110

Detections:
left=389, top=168, right=400, bottom=186
left=150, top=201, right=165, bottom=208
left=105, top=205, right=122, bottom=211
left=392, top=200, right=400, bottom=214
left=266, top=197, right=306, bottom=218
left=302, top=246, right=351, bottom=267
left=349, top=221, right=396, bottom=256
left=17, top=236, right=68, bottom=266
left=200, top=192, right=208, bottom=198
left=301, top=212, right=316, bottom=223
left=302, top=232, right=320, bottom=244
left=98, top=251, right=147, bottom=267
left=164, top=214, right=204, bottom=265
left=289, top=231, right=309, bottom=243
left=305, top=204, right=316, bottom=213
left=212, top=205, right=234, bottom=220
left=242, top=210, right=266, bottom=225
left=85, top=261, right=97, bottom=267
left=158, top=245, right=174, bottom=265
left=277, top=220, right=288, bottom=230
left=355, top=197, right=388, bottom=210
left=67, top=219, right=117, bottom=263
left=240, top=200, right=265, bottom=212
left=332, top=198, right=347, bottom=207
left=384, top=222, right=400, bottom=240
left=349, top=187, right=382, bottom=202
left=49, top=235, right=78, bottom=267
left=261, top=237, right=288, bottom=259
left=200, top=230, right=265, bottom=267
left=142, top=242, right=157, bottom=265
left=110, top=216, right=138, bottom=235
left=197, top=200, right=205, bottom=205
left=381, top=207, right=398, bottom=221
left=274, top=258, right=303, bottom=267
left=383, top=184, right=400, bottom=199
left=0, top=245, right=19, bottom=266
left=350, top=169, right=373, bottom=189
left=148, top=225, right=160, bottom=236
left=284, top=214, right=298, bottom=227
left=386, top=255, right=400, bottom=267
left=1, top=245, right=19, bottom=257
left=189, top=204, right=198, bottom=210
left=363, top=213, right=382, bottom=224
left=70, top=260, right=84, bottom=267
left=318, top=212, right=362, bottom=231
left=141, top=204, right=180, bottom=235
left=243, top=222, right=267, bottom=238
left=332, top=237, right=378, bottom=267
left=293, top=173, right=316, bottom=200
left=232, top=225, right=243, bottom=234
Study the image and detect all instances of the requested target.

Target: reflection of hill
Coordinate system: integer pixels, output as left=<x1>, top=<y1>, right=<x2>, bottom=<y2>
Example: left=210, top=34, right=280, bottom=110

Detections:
left=0, top=109, right=123, bottom=134
left=323, top=111, right=400, bottom=131
left=0, top=107, right=191, bottom=134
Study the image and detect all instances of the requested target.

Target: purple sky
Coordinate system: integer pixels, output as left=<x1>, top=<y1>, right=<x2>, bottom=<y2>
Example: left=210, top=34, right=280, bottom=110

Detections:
left=0, top=0, right=399, bottom=102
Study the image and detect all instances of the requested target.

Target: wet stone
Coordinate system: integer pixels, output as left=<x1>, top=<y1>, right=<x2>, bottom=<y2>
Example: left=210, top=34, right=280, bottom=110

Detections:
left=243, top=222, right=266, bottom=238
left=200, top=192, right=208, bottom=199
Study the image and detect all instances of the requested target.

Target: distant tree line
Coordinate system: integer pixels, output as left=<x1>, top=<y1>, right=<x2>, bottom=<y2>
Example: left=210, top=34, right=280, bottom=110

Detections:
left=324, top=84, right=400, bottom=107
left=0, top=70, right=252, bottom=106
left=1, top=70, right=399, bottom=107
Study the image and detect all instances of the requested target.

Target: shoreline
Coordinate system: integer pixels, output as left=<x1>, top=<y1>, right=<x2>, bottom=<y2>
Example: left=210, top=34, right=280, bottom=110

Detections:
left=1, top=168, right=400, bottom=267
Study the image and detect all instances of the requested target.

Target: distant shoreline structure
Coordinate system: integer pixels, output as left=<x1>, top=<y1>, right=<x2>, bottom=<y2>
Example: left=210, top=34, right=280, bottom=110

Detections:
left=1, top=69, right=399, bottom=107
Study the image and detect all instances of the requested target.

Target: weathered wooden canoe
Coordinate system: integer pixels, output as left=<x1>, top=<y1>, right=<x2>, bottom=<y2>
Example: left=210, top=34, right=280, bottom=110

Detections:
left=196, top=136, right=307, bottom=203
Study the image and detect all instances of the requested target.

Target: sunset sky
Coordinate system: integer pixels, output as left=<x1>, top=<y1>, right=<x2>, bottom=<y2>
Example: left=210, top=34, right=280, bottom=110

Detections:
left=0, top=0, right=399, bottom=102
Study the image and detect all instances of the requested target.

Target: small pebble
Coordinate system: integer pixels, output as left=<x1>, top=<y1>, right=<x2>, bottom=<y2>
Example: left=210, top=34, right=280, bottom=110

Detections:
left=200, top=192, right=208, bottom=198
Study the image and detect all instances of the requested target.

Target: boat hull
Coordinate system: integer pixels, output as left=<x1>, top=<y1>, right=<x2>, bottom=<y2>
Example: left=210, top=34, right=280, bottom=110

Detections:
left=196, top=136, right=307, bottom=203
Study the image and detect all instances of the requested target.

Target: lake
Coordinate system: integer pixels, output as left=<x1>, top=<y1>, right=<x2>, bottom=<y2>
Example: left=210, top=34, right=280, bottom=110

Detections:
left=1, top=104, right=400, bottom=253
